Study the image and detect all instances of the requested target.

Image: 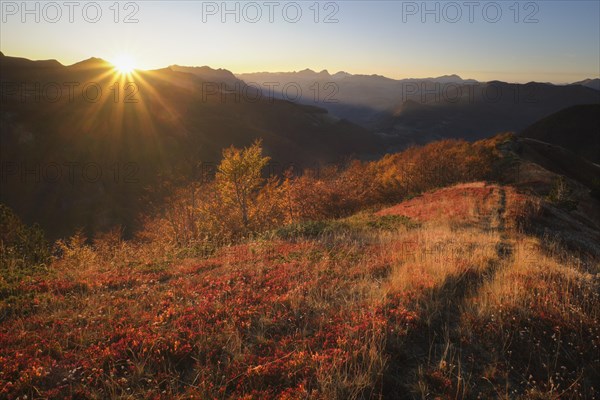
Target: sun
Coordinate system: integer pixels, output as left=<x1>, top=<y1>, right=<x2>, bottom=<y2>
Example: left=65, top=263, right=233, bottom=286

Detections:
left=112, top=54, right=136, bottom=75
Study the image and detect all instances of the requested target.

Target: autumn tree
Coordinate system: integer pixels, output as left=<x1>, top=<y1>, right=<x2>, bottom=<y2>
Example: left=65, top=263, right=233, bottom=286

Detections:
left=216, top=140, right=270, bottom=230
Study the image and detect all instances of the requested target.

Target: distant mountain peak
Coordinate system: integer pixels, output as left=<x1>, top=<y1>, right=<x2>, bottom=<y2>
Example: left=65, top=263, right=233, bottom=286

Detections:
left=171, top=64, right=227, bottom=72
left=331, top=71, right=352, bottom=80
left=68, top=57, right=111, bottom=69
left=169, top=64, right=236, bottom=74
left=0, top=53, right=63, bottom=68
left=571, top=78, right=600, bottom=91
left=297, top=68, right=316, bottom=75
left=169, top=64, right=240, bottom=86
left=429, top=74, right=478, bottom=84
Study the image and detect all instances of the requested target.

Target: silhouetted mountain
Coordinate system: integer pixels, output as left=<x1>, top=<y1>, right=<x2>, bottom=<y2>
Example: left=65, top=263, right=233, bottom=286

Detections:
left=68, top=57, right=112, bottom=70
left=0, top=54, right=381, bottom=238
left=236, top=70, right=476, bottom=128
left=571, top=78, right=600, bottom=91
left=3, top=53, right=598, bottom=237
left=169, top=65, right=242, bottom=88
left=379, top=81, right=600, bottom=143
left=403, top=74, right=478, bottom=85
left=237, top=71, right=599, bottom=140
left=519, top=104, right=600, bottom=164
left=0, top=52, right=63, bottom=70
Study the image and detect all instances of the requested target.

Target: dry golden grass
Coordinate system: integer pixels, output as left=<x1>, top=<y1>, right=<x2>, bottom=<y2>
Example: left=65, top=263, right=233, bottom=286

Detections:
left=384, top=226, right=501, bottom=294
left=2, top=182, right=598, bottom=399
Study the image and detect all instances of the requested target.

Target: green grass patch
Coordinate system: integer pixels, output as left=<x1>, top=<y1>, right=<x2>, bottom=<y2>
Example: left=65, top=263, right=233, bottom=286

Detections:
left=273, top=213, right=418, bottom=240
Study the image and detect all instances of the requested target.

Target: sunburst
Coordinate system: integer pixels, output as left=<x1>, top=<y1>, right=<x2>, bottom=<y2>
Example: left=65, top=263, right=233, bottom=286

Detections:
left=112, top=54, right=136, bottom=75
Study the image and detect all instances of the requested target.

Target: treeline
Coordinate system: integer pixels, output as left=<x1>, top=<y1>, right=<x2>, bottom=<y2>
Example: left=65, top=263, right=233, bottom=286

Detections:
left=139, top=136, right=502, bottom=251
left=0, top=135, right=504, bottom=269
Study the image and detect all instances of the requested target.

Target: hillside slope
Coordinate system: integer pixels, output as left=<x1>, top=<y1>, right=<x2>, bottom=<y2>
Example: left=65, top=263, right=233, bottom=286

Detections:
left=2, top=182, right=598, bottom=399
left=519, top=104, right=600, bottom=164
left=494, top=134, right=600, bottom=234
left=380, top=82, right=600, bottom=143
left=0, top=53, right=381, bottom=238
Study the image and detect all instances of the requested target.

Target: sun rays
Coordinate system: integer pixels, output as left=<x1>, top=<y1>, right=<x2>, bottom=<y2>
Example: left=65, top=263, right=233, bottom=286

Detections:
left=59, top=54, right=189, bottom=169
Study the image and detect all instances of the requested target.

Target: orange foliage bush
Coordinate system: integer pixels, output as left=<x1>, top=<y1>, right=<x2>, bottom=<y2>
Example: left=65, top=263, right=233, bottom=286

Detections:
left=140, top=138, right=498, bottom=250
left=372, top=139, right=496, bottom=201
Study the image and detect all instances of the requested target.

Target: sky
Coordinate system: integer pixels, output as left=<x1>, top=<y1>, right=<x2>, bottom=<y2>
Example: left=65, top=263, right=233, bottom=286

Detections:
left=1, top=0, right=599, bottom=83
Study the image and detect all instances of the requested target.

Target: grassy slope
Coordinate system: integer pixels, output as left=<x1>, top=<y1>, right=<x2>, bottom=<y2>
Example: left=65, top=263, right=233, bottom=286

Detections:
left=1, top=183, right=599, bottom=399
